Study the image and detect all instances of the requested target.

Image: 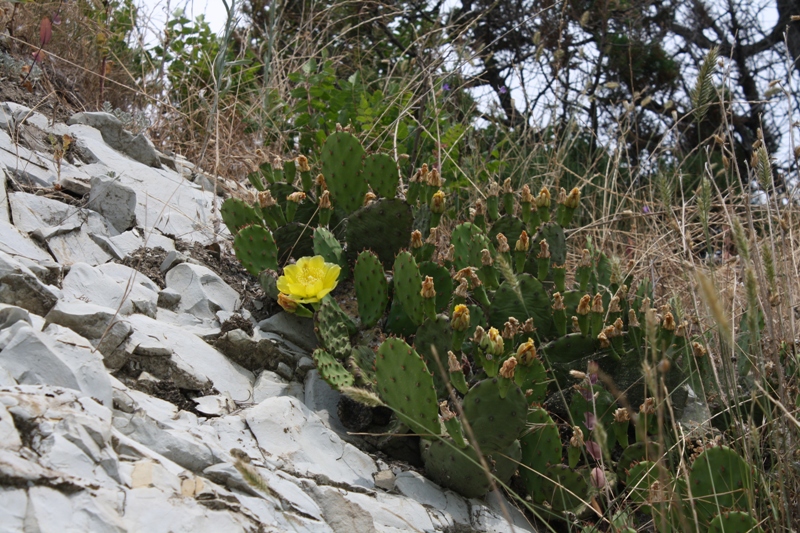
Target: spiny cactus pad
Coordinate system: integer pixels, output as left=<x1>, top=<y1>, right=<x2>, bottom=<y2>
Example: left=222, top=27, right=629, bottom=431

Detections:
left=313, top=227, right=346, bottom=274
left=545, top=464, right=590, bottom=512
left=520, top=407, right=562, bottom=504
left=418, top=261, right=453, bottom=312
left=375, top=337, right=439, bottom=437
left=314, top=296, right=353, bottom=359
left=569, top=384, right=616, bottom=447
left=514, top=357, right=548, bottom=404
left=321, top=131, right=367, bottom=213
left=487, top=215, right=526, bottom=252
left=393, top=251, right=425, bottom=326
left=462, top=378, right=527, bottom=453
left=221, top=198, right=263, bottom=236
left=361, top=153, right=398, bottom=198
left=708, top=511, right=763, bottom=533
left=414, top=315, right=453, bottom=397
left=232, top=224, right=278, bottom=276
left=452, top=222, right=489, bottom=271
left=273, top=222, right=314, bottom=263
left=617, top=442, right=662, bottom=484
left=312, top=348, right=354, bottom=390
left=689, top=446, right=753, bottom=523
left=488, top=274, right=552, bottom=336
left=346, top=198, right=413, bottom=268
left=353, top=250, right=389, bottom=328
left=627, top=461, right=669, bottom=507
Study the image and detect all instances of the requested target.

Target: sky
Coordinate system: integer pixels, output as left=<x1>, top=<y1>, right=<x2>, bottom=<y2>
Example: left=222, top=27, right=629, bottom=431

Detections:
left=138, top=0, right=230, bottom=35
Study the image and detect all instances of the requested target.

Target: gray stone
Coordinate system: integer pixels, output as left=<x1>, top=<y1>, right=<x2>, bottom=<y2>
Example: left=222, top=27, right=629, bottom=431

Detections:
left=89, top=174, right=137, bottom=232
left=215, top=329, right=297, bottom=372
left=61, top=262, right=158, bottom=317
left=0, top=168, right=8, bottom=223
left=342, top=490, right=435, bottom=532
left=309, top=485, right=377, bottom=533
left=373, top=470, right=396, bottom=492
left=245, top=396, right=377, bottom=488
left=165, top=263, right=239, bottom=320
left=157, top=287, right=181, bottom=309
left=160, top=249, right=188, bottom=273
left=258, top=311, right=319, bottom=352
left=275, top=362, right=294, bottom=381
left=0, top=129, right=58, bottom=187
left=296, top=356, right=315, bottom=379
left=304, top=370, right=351, bottom=440
left=0, top=220, right=53, bottom=262
left=0, top=303, right=32, bottom=330
left=0, top=403, right=21, bottom=451
left=0, top=488, right=27, bottom=531
left=58, top=174, right=92, bottom=196
left=252, top=370, right=303, bottom=404
left=125, top=314, right=253, bottom=400
left=107, top=229, right=175, bottom=260
left=192, top=395, right=236, bottom=417
left=67, top=112, right=161, bottom=168
left=0, top=325, right=113, bottom=406
left=14, top=255, right=61, bottom=285
left=0, top=251, right=60, bottom=316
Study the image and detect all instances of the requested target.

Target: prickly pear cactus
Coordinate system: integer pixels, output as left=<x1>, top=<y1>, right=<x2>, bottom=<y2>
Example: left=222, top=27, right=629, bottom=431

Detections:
left=313, top=227, right=346, bottom=273
left=312, top=348, right=355, bottom=390
left=708, top=511, right=763, bottom=533
left=520, top=407, right=562, bottom=504
left=353, top=251, right=389, bottom=328
left=314, top=296, right=354, bottom=359
left=346, top=198, right=413, bottom=268
left=221, top=198, right=263, bottom=235
left=545, top=464, right=590, bottom=512
left=488, top=274, right=552, bottom=336
left=321, top=131, right=367, bottom=213
left=374, top=337, right=439, bottom=437
left=462, top=378, right=527, bottom=453
left=232, top=224, right=278, bottom=276
left=361, top=153, right=398, bottom=198
left=414, top=315, right=453, bottom=396
left=392, top=251, right=425, bottom=326
left=689, top=446, right=753, bottom=523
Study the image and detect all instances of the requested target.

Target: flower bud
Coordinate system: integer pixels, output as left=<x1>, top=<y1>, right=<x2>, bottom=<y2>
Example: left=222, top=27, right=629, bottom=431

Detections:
left=271, top=155, right=284, bottom=170
left=570, top=426, right=584, bottom=447
left=628, top=309, right=640, bottom=327
left=411, top=230, right=423, bottom=249
left=319, top=190, right=332, bottom=209
left=296, top=155, right=310, bottom=172
left=363, top=191, right=377, bottom=205
left=577, top=295, right=592, bottom=316
left=553, top=292, right=565, bottom=311
left=454, top=277, right=469, bottom=298
left=277, top=293, right=298, bottom=313
left=535, top=187, right=551, bottom=208
left=431, top=190, right=446, bottom=213
left=565, top=187, right=581, bottom=209
left=421, top=276, right=436, bottom=299
left=444, top=244, right=455, bottom=263
left=556, top=187, right=567, bottom=205
left=499, top=356, right=517, bottom=379
left=472, top=326, right=486, bottom=344
left=287, top=191, right=306, bottom=203
left=486, top=327, right=505, bottom=356
left=496, top=233, right=510, bottom=253
left=481, top=249, right=493, bottom=266
left=522, top=318, right=535, bottom=333
left=419, top=163, right=429, bottom=182
left=597, top=331, right=610, bottom=348
left=451, top=304, right=470, bottom=331
left=447, top=351, right=462, bottom=372
left=439, top=400, right=456, bottom=421
left=662, top=311, right=675, bottom=331
left=592, top=293, right=604, bottom=314
left=487, top=179, right=500, bottom=196
left=608, top=296, right=621, bottom=314
left=538, top=239, right=550, bottom=259
left=692, top=341, right=707, bottom=357
left=516, top=231, right=529, bottom=252
left=474, top=199, right=485, bottom=216
left=502, top=178, right=513, bottom=194
left=502, top=321, right=516, bottom=339
left=516, top=338, right=537, bottom=365
left=258, top=190, right=276, bottom=208
left=520, top=184, right=533, bottom=203
left=316, top=174, right=327, bottom=190
left=427, top=168, right=442, bottom=187
left=569, top=370, right=586, bottom=380
left=579, top=249, right=592, bottom=268
left=613, top=408, right=630, bottom=422
left=640, top=397, right=656, bottom=414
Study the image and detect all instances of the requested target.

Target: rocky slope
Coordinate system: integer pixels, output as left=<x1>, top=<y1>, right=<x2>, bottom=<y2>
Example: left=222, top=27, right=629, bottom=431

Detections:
left=0, top=101, right=536, bottom=533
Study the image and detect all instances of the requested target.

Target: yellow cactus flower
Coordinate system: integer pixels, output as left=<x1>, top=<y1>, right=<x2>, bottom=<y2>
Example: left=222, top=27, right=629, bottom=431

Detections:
left=277, top=256, right=341, bottom=304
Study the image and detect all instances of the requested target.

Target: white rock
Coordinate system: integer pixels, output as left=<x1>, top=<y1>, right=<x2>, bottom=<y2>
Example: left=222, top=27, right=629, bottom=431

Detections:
left=155, top=308, right=220, bottom=339
left=125, top=313, right=253, bottom=397
left=253, top=370, right=303, bottom=403
left=88, top=174, right=138, bottom=232
left=0, top=325, right=112, bottom=406
left=61, top=262, right=158, bottom=317
left=106, top=229, right=175, bottom=259
left=165, top=263, right=240, bottom=320
left=0, top=403, right=21, bottom=451
left=67, top=112, right=161, bottom=168
left=304, top=370, right=351, bottom=440
left=0, top=168, right=8, bottom=223
left=27, top=486, right=126, bottom=533
left=472, top=491, right=536, bottom=533
left=342, top=489, right=435, bottom=533
left=394, top=471, right=471, bottom=528
left=193, top=395, right=236, bottom=417
left=245, top=396, right=377, bottom=488
left=0, top=488, right=27, bottom=532
left=0, top=220, right=53, bottom=262
left=0, top=251, right=60, bottom=316
left=0, top=129, right=58, bottom=187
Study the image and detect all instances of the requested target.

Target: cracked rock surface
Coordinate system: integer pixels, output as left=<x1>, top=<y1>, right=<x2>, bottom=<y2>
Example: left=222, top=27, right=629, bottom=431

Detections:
left=0, top=102, right=536, bottom=532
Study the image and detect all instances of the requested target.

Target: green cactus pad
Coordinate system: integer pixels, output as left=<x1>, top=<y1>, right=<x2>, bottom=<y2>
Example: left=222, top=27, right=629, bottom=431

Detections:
left=689, top=446, right=753, bottom=523
left=361, top=153, right=398, bottom=198
left=393, top=251, right=425, bottom=326
left=514, top=357, right=548, bottom=404
left=312, top=348, right=355, bottom=390
left=462, top=378, right=527, bottom=453
left=346, top=198, right=413, bottom=268
left=708, top=511, right=763, bottom=533
left=321, top=131, right=368, bottom=213
left=488, top=274, right=552, bottom=337
left=375, top=337, right=439, bottom=438
left=221, top=198, right=263, bottom=235
left=627, top=460, right=669, bottom=506
left=353, top=250, right=389, bottom=328
left=617, top=442, right=661, bottom=483
left=313, top=227, right=347, bottom=274
left=523, top=222, right=566, bottom=275
left=273, top=222, right=314, bottom=263
left=487, top=215, right=526, bottom=252
left=452, top=222, right=490, bottom=271
left=385, top=297, right=417, bottom=337
left=232, top=224, right=278, bottom=276
left=414, top=315, right=453, bottom=397
left=418, top=261, right=453, bottom=312
left=520, top=407, right=562, bottom=504
left=420, top=439, right=519, bottom=499
left=545, top=464, right=590, bottom=512
left=539, top=333, right=602, bottom=385
left=314, top=296, right=354, bottom=359
left=348, top=345, right=377, bottom=387
left=246, top=169, right=266, bottom=191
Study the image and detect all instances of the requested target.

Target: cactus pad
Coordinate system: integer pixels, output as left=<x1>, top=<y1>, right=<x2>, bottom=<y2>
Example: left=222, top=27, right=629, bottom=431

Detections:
left=488, top=274, right=552, bottom=337
left=708, top=512, right=762, bottom=533
left=314, top=296, right=354, bottom=359
left=353, top=250, right=389, bottom=328
left=452, top=222, right=488, bottom=271
left=313, top=227, right=346, bottom=273
left=689, top=446, right=753, bottom=523
left=393, top=251, right=425, bottom=326
left=514, top=357, right=548, bottom=404
left=462, top=378, right=527, bottom=453
left=520, top=406, right=562, bottom=503
left=321, top=131, right=368, bottom=213
left=232, top=224, right=278, bottom=276
left=375, top=337, right=439, bottom=437
left=221, top=198, right=262, bottom=235
left=617, top=442, right=661, bottom=483
left=312, top=348, right=355, bottom=390
left=418, top=261, right=453, bottom=312
left=487, top=215, right=526, bottom=252
left=346, top=198, right=413, bottom=268
left=362, top=153, right=398, bottom=198
left=414, top=315, right=453, bottom=396
left=545, top=464, right=590, bottom=512
left=273, top=222, right=314, bottom=263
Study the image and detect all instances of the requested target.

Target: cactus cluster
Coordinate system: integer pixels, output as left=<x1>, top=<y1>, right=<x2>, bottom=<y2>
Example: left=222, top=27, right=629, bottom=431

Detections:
left=223, top=129, right=758, bottom=528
